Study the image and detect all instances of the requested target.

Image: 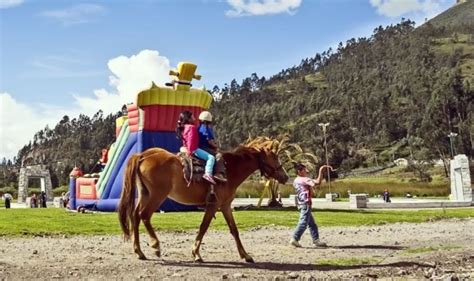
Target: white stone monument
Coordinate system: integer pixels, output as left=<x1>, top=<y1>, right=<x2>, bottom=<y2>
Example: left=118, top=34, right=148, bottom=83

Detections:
left=18, top=164, right=53, bottom=203
left=450, top=154, right=472, bottom=202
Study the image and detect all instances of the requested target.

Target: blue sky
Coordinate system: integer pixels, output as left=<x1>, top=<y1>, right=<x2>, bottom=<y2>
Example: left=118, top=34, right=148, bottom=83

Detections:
left=0, top=0, right=455, bottom=159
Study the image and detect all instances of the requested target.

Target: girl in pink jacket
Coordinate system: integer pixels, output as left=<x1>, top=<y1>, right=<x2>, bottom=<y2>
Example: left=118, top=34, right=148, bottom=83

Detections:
left=176, top=111, right=217, bottom=184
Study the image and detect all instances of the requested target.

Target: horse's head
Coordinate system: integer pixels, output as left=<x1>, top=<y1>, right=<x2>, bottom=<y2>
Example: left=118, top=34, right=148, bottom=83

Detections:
left=244, top=137, right=289, bottom=184
left=257, top=149, right=289, bottom=184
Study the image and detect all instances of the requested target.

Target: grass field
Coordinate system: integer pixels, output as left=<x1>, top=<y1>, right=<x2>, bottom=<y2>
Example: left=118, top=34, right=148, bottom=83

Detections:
left=0, top=207, right=472, bottom=237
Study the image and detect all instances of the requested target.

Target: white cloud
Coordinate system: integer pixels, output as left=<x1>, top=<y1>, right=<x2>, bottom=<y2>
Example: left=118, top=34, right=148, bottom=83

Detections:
left=369, top=0, right=444, bottom=18
left=0, top=93, right=66, bottom=160
left=0, top=49, right=171, bottom=160
left=40, top=4, right=105, bottom=26
left=74, top=49, right=171, bottom=115
left=0, top=0, right=23, bottom=9
left=226, top=0, right=302, bottom=17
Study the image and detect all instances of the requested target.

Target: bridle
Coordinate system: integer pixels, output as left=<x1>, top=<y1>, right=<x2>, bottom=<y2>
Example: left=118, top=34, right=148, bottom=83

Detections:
left=258, top=157, right=283, bottom=179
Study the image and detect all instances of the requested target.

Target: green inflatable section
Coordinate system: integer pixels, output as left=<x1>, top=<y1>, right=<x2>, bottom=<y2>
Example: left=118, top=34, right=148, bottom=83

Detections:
left=96, top=120, right=130, bottom=197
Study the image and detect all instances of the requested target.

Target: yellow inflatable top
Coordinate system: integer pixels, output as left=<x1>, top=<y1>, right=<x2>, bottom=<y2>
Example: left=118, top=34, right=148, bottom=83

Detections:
left=136, top=62, right=212, bottom=109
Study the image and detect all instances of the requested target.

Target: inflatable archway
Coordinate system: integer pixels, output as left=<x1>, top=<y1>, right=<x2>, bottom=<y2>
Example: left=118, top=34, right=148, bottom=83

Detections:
left=69, top=62, right=212, bottom=211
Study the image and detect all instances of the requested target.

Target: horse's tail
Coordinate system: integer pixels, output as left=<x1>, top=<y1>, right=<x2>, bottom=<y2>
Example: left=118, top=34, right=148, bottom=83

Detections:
left=118, top=154, right=141, bottom=241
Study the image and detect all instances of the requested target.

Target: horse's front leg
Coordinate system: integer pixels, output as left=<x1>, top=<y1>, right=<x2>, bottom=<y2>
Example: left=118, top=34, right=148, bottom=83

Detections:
left=192, top=205, right=218, bottom=262
left=221, top=205, right=254, bottom=263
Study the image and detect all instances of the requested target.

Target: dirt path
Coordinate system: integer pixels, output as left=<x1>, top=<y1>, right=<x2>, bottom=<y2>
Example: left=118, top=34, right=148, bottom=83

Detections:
left=1, top=219, right=473, bottom=280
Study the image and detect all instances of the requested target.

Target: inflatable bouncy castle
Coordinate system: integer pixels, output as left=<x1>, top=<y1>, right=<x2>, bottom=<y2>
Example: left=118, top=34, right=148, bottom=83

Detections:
left=69, top=62, right=212, bottom=211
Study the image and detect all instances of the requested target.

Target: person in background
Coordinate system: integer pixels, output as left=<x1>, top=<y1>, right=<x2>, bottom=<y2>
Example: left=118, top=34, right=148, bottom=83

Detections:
left=277, top=192, right=283, bottom=205
left=290, top=162, right=327, bottom=248
left=383, top=188, right=391, bottom=203
left=40, top=191, right=47, bottom=208
left=2, top=193, right=12, bottom=209
left=97, top=148, right=108, bottom=172
left=30, top=194, right=37, bottom=208
left=61, top=192, right=70, bottom=208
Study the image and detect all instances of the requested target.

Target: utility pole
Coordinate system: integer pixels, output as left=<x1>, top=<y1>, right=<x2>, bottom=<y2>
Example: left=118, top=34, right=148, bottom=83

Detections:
left=318, top=122, right=331, bottom=194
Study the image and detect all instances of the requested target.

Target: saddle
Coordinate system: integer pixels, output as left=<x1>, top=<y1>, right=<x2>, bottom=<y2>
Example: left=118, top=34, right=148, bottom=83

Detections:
left=177, top=148, right=227, bottom=186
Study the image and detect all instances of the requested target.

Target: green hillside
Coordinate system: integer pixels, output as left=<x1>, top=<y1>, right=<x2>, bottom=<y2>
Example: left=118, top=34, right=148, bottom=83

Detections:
left=431, top=33, right=474, bottom=80
left=211, top=18, right=473, bottom=173
left=422, top=0, right=474, bottom=81
left=426, top=0, right=474, bottom=27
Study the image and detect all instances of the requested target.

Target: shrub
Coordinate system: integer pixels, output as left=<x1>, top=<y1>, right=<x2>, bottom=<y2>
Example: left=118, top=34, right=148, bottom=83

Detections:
left=0, top=186, right=17, bottom=198
left=53, top=185, right=69, bottom=197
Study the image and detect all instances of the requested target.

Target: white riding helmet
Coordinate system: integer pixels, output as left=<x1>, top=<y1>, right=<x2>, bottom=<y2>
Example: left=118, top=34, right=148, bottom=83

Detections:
left=199, top=111, right=213, bottom=122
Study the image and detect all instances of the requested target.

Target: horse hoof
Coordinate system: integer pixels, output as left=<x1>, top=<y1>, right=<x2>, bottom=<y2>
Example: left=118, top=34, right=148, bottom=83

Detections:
left=245, top=256, right=255, bottom=263
left=194, top=257, right=204, bottom=263
left=155, top=250, right=161, bottom=257
left=137, top=254, right=147, bottom=260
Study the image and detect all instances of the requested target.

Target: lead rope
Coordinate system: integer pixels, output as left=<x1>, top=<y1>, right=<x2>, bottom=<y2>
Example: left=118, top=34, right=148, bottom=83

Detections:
left=187, top=157, right=193, bottom=187
left=207, top=184, right=217, bottom=205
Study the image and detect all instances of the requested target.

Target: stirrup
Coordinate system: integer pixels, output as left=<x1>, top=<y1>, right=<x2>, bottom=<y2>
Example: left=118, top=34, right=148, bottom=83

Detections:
left=213, top=174, right=227, bottom=183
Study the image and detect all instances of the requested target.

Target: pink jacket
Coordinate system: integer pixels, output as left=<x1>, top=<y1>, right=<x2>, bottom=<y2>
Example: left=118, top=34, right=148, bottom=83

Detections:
left=182, top=124, right=199, bottom=154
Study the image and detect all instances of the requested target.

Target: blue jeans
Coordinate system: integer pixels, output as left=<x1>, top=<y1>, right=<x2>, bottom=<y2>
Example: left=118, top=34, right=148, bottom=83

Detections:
left=293, top=204, right=319, bottom=241
left=193, top=148, right=215, bottom=175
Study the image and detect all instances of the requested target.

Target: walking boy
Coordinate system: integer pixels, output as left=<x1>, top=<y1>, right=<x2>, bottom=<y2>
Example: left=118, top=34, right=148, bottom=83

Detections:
left=290, top=162, right=327, bottom=248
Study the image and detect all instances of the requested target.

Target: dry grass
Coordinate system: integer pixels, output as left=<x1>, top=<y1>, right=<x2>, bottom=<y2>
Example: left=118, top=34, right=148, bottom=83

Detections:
left=236, top=180, right=449, bottom=198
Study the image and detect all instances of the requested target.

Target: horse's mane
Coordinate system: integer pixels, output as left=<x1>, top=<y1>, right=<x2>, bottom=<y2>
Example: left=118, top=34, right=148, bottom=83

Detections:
left=244, top=136, right=279, bottom=153
left=222, top=137, right=278, bottom=160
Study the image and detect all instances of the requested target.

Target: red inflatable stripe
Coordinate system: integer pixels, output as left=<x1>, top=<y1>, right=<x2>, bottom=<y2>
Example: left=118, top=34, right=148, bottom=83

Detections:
left=142, top=105, right=203, bottom=132
left=127, top=104, right=138, bottom=112
left=127, top=104, right=139, bottom=132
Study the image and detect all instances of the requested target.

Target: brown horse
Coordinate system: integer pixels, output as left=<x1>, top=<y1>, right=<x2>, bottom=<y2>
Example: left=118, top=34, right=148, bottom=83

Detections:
left=118, top=138, right=289, bottom=262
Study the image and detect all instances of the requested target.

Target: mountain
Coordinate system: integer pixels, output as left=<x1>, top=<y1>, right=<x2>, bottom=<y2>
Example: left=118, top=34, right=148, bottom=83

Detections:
left=426, top=0, right=474, bottom=27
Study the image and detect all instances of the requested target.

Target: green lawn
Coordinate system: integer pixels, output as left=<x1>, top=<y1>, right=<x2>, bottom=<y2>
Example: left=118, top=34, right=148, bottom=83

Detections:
left=0, top=208, right=472, bottom=236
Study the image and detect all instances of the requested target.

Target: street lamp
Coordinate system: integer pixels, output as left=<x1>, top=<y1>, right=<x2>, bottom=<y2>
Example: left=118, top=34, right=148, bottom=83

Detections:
left=318, top=122, right=331, bottom=194
left=447, top=132, right=458, bottom=158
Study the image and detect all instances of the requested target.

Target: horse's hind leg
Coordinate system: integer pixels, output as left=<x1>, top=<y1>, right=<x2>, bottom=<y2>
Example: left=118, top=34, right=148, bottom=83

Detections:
left=192, top=205, right=218, bottom=262
left=132, top=203, right=146, bottom=260
left=221, top=204, right=254, bottom=263
left=140, top=200, right=166, bottom=258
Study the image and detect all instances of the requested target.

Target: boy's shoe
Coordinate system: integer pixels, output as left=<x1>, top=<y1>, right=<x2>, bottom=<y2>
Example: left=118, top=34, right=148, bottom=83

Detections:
left=289, top=238, right=302, bottom=248
left=203, top=174, right=217, bottom=185
left=213, top=173, right=228, bottom=183
left=313, top=239, right=327, bottom=247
